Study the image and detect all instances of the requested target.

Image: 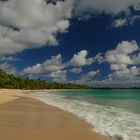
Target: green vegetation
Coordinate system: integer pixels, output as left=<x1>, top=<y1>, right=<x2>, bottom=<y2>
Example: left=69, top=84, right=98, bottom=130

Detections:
left=0, top=70, right=90, bottom=89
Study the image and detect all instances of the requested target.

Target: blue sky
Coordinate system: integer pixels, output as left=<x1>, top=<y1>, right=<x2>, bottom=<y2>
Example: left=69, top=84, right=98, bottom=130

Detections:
left=0, top=0, right=140, bottom=87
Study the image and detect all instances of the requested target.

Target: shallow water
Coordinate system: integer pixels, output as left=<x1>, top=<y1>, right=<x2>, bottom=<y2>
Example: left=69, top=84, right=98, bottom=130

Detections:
left=24, top=90, right=140, bottom=140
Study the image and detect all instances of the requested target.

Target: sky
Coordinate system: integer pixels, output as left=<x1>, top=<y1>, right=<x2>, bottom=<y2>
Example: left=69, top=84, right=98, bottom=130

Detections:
left=0, top=0, right=140, bottom=87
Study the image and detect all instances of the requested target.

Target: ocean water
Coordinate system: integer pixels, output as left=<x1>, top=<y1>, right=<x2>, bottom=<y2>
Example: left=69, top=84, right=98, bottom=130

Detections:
left=24, top=90, right=140, bottom=140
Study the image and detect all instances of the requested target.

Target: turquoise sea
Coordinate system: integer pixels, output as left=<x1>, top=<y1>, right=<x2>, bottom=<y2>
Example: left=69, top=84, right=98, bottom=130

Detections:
left=25, top=90, right=140, bottom=140
left=63, top=90, right=140, bottom=114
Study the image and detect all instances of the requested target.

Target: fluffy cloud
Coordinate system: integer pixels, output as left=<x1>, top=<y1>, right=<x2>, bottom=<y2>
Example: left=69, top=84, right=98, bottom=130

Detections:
left=24, top=50, right=94, bottom=74
left=112, top=16, right=140, bottom=28
left=0, top=0, right=72, bottom=54
left=112, top=3, right=140, bottom=28
left=84, top=40, right=140, bottom=87
left=134, top=4, right=140, bottom=11
left=48, top=70, right=67, bottom=83
left=82, top=70, right=100, bottom=80
left=112, top=18, right=128, bottom=28
left=133, top=54, right=140, bottom=65
left=94, top=53, right=105, bottom=63
left=69, top=50, right=94, bottom=66
left=24, top=64, right=42, bottom=74
left=113, top=40, right=138, bottom=54
left=74, top=0, right=140, bottom=16
left=0, top=63, right=17, bottom=75
left=70, top=70, right=100, bottom=85
left=22, top=40, right=140, bottom=87
left=106, top=41, right=138, bottom=66
left=24, top=54, right=65, bottom=74
left=0, top=0, right=140, bottom=55
left=0, top=56, right=19, bottom=61
left=70, top=67, right=82, bottom=74
left=105, top=40, right=140, bottom=80
left=1, top=0, right=140, bottom=55
left=109, top=66, right=140, bottom=80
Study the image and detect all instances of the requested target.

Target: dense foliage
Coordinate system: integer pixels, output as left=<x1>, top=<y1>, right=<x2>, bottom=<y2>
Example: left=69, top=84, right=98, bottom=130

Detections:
left=0, top=70, right=90, bottom=89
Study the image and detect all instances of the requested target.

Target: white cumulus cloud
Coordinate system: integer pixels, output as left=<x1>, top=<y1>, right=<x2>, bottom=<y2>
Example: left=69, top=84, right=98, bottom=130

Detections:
left=70, top=67, right=82, bottom=74
left=0, top=62, right=17, bottom=75
left=24, top=54, right=65, bottom=74
left=74, top=0, right=140, bottom=16
left=24, top=50, right=94, bottom=74
left=0, top=0, right=73, bottom=54
left=106, top=41, right=138, bottom=67
left=69, top=50, right=94, bottom=66
left=105, top=40, right=140, bottom=80
left=48, top=70, right=67, bottom=83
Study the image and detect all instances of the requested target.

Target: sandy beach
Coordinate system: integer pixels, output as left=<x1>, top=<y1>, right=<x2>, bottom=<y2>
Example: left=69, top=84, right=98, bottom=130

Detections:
left=0, top=89, right=112, bottom=140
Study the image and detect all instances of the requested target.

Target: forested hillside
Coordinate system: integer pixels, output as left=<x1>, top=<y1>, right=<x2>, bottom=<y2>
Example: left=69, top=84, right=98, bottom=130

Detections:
left=0, top=70, right=90, bottom=89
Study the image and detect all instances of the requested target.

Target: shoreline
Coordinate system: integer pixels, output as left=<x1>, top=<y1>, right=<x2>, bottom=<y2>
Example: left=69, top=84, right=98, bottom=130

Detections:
left=0, top=89, right=112, bottom=140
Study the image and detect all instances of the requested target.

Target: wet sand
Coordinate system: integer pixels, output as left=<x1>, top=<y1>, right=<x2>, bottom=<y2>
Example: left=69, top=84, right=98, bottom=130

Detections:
left=0, top=89, right=112, bottom=140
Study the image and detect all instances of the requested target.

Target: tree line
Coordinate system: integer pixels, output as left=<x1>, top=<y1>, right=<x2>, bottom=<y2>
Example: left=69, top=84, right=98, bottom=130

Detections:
left=0, top=70, right=90, bottom=89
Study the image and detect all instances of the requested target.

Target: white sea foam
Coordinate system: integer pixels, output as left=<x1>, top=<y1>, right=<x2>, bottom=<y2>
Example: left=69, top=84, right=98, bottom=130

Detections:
left=24, top=92, right=140, bottom=140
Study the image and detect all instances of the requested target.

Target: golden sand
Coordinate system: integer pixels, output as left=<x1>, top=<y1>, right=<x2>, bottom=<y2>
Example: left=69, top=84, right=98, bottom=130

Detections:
left=0, top=89, right=22, bottom=104
left=0, top=89, right=112, bottom=140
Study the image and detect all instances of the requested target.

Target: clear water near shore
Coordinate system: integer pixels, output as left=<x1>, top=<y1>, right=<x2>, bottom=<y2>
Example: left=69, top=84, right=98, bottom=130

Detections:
left=24, top=90, right=140, bottom=140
